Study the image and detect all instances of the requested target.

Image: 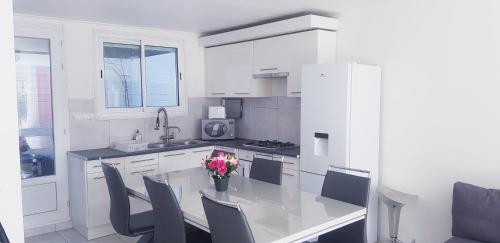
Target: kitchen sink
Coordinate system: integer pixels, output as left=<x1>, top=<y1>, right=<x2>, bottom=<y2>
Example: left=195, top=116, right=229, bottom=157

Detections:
left=148, top=140, right=206, bottom=149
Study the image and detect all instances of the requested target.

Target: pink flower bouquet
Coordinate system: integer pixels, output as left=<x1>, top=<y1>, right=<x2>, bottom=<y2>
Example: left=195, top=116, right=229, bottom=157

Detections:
left=203, top=151, right=240, bottom=179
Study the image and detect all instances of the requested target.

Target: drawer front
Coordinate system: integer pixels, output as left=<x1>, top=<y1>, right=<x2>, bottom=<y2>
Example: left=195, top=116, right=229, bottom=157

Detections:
left=253, top=152, right=274, bottom=160
left=273, top=155, right=299, bottom=171
left=238, top=149, right=255, bottom=161
left=159, top=150, right=190, bottom=172
left=282, top=168, right=300, bottom=190
left=87, top=157, right=124, bottom=174
left=125, top=154, right=159, bottom=169
left=124, top=165, right=158, bottom=215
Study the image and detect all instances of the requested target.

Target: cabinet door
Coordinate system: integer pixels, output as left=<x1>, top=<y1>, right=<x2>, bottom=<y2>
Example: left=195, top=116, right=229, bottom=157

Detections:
left=189, top=147, right=214, bottom=169
left=205, top=42, right=254, bottom=97
left=87, top=172, right=111, bottom=227
left=281, top=168, right=300, bottom=190
left=123, top=165, right=159, bottom=214
left=159, top=150, right=190, bottom=172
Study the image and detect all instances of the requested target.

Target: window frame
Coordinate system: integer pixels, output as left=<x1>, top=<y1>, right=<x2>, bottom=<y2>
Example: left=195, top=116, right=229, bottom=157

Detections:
left=95, top=33, right=187, bottom=119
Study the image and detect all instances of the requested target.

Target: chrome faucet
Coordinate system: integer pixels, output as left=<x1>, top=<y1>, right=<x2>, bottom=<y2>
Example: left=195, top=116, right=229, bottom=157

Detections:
left=155, top=107, right=181, bottom=143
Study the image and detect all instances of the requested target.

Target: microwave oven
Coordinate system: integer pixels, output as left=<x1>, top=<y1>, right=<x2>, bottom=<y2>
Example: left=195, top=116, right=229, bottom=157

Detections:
left=201, top=119, right=235, bottom=140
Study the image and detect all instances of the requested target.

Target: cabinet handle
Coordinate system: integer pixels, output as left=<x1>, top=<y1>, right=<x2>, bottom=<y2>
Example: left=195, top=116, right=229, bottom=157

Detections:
left=163, top=153, right=186, bottom=157
left=130, top=158, right=155, bottom=163
left=260, top=67, right=278, bottom=71
left=234, top=92, right=250, bottom=95
left=282, top=172, right=295, bottom=177
left=254, top=153, right=273, bottom=158
left=131, top=169, right=156, bottom=175
left=289, top=91, right=301, bottom=94
left=212, top=92, right=226, bottom=95
left=193, top=149, right=212, bottom=153
left=93, top=176, right=105, bottom=180
left=282, top=161, right=295, bottom=165
left=94, top=162, right=120, bottom=168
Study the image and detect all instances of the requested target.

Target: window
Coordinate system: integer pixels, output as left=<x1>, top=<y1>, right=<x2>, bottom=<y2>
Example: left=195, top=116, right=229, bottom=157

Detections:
left=96, top=35, right=185, bottom=117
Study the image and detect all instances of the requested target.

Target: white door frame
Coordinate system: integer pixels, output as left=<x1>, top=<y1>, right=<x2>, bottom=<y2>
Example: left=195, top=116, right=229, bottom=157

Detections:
left=14, top=21, right=71, bottom=230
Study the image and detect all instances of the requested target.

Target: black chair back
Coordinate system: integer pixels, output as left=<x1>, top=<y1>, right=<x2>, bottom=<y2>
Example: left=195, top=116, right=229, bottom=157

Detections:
left=249, top=158, right=282, bottom=185
left=143, top=176, right=186, bottom=243
left=200, top=191, right=254, bottom=243
left=101, top=162, right=131, bottom=236
left=0, top=222, right=9, bottom=243
left=318, top=166, right=371, bottom=243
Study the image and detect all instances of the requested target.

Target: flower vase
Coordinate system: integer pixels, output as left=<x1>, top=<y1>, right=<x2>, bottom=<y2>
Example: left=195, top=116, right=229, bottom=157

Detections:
left=213, top=176, right=229, bottom=191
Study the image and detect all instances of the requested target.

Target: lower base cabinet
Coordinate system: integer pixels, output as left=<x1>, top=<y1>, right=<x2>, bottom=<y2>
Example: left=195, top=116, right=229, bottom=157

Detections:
left=68, top=146, right=213, bottom=240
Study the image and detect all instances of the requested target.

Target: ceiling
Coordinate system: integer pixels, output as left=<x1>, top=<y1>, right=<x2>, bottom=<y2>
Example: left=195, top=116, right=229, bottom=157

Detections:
left=13, top=0, right=337, bottom=36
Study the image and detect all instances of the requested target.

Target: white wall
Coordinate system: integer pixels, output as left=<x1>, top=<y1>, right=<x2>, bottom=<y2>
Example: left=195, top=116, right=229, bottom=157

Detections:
left=15, top=15, right=206, bottom=99
left=333, top=0, right=500, bottom=242
left=0, top=1, right=25, bottom=242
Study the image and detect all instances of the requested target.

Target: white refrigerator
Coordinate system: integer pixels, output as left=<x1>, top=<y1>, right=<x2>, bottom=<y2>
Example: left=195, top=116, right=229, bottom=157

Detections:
left=300, top=62, right=381, bottom=243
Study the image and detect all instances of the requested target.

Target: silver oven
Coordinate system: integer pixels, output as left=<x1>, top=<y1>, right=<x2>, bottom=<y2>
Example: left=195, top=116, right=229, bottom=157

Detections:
left=201, top=119, right=235, bottom=140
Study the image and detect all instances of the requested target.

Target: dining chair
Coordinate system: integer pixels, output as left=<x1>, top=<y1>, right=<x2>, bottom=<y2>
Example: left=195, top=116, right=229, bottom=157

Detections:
left=0, top=222, right=9, bottom=243
left=142, top=176, right=212, bottom=243
left=249, top=157, right=282, bottom=185
left=200, top=190, right=255, bottom=243
left=101, top=163, right=154, bottom=242
left=317, top=165, right=371, bottom=243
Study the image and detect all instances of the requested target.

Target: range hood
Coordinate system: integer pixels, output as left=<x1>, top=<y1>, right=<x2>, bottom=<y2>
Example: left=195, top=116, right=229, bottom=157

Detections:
left=252, top=72, right=289, bottom=79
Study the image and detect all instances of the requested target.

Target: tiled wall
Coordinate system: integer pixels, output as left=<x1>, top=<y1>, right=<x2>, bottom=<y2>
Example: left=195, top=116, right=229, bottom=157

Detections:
left=237, top=97, right=301, bottom=144
left=68, top=98, right=221, bottom=150
left=68, top=97, right=301, bottom=151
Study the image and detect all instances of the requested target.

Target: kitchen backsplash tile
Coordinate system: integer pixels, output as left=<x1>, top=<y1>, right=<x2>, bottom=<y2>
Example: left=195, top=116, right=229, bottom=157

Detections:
left=68, top=97, right=301, bottom=150
left=69, top=118, right=110, bottom=150
left=254, top=108, right=279, bottom=140
left=277, top=108, right=301, bottom=144
left=236, top=97, right=301, bottom=144
left=68, top=98, right=216, bottom=150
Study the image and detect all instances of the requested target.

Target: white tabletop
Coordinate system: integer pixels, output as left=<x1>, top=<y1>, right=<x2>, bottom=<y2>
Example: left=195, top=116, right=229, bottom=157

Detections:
left=127, top=167, right=366, bottom=243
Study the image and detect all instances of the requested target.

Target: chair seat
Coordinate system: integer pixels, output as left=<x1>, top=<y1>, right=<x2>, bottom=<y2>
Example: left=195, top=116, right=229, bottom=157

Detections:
left=130, top=210, right=155, bottom=235
left=445, top=237, right=487, bottom=243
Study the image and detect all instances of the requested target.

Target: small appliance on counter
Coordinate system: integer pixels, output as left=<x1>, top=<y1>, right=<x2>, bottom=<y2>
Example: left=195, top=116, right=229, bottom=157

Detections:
left=201, top=119, right=235, bottom=140
left=208, top=106, right=226, bottom=119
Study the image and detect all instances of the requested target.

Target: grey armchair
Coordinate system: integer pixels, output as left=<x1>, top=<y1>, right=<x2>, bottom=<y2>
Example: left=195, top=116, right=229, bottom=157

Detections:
left=445, top=182, right=500, bottom=243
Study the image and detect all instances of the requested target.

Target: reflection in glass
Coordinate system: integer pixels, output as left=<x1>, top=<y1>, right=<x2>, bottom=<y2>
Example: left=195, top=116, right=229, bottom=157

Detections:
left=103, top=43, right=142, bottom=108
left=145, top=46, right=179, bottom=107
left=15, top=37, right=55, bottom=179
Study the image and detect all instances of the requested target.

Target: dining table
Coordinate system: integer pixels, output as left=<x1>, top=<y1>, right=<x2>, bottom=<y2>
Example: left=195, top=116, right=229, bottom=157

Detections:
left=126, top=167, right=366, bottom=243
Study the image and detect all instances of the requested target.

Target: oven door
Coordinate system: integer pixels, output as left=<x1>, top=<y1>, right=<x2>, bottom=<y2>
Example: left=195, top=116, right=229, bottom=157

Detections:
left=202, top=119, right=235, bottom=140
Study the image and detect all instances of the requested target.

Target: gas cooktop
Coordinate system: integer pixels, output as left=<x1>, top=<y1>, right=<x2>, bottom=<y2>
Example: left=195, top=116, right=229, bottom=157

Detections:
left=242, top=140, right=298, bottom=150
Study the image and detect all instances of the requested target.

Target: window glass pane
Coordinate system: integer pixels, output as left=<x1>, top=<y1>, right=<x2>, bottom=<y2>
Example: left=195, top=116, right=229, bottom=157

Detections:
left=145, top=46, right=179, bottom=107
left=103, top=42, right=142, bottom=108
left=15, top=37, right=56, bottom=179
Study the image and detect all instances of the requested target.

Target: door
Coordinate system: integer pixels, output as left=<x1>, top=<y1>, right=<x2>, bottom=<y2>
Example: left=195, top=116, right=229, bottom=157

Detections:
left=15, top=24, right=70, bottom=228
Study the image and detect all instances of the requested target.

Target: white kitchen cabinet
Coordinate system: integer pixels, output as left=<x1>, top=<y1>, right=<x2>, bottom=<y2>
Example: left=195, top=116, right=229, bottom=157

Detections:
left=159, top=150, right=190, bottom=172
left=189, top=147, right=214, bottom=168
left=281, top=168, right=300, bottom=190
left=253, top=30, right=336, bottom=97
left=205, top=42, right=271, bottom=97
left=86, top=172, right=110, bottom=227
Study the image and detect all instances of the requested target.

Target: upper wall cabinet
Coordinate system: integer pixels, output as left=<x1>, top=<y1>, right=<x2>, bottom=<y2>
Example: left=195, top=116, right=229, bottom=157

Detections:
left=205, top=42, right=271, bottom=97
left=254, top=30, right=336, bottom=97
left=205, top=30, right=336, bottom=97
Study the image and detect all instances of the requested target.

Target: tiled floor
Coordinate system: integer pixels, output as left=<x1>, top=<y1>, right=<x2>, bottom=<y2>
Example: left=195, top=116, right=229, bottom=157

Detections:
left=25, top=228, right=141, bottom=243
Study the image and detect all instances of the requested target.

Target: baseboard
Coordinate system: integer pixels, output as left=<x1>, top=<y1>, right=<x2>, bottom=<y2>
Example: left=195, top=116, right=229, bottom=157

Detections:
left=24, top=220, right=72, bottom=238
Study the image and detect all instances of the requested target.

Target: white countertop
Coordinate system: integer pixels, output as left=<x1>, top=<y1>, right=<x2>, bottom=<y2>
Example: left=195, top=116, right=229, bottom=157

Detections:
left=127, top=167, right=366, bottom=243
